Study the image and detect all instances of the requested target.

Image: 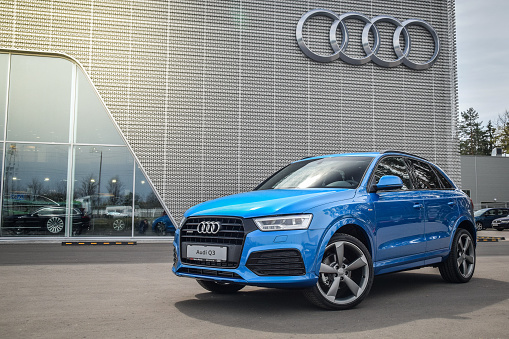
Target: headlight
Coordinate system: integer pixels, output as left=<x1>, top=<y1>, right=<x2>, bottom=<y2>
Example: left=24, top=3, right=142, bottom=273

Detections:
left=177, top=217, right=186, bottom=229
left=254, top=214, right=313, bottom=231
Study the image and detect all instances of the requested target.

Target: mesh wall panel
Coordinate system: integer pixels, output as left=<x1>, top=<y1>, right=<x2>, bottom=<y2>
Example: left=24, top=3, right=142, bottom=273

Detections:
left=0, top=0, right=459, bottom=221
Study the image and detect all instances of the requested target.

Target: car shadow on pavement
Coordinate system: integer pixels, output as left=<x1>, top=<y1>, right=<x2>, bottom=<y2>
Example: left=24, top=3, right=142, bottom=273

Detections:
left=174, top=270, right=509, bottom=334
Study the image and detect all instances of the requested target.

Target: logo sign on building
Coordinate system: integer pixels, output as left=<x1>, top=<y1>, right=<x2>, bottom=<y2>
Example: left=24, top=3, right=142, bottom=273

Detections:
left=296, top=9, right=440, bottom=70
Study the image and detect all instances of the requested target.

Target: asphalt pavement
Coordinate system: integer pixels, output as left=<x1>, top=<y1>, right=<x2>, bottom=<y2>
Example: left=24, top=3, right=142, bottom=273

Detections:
left=0, top=230, right=508, bottom=338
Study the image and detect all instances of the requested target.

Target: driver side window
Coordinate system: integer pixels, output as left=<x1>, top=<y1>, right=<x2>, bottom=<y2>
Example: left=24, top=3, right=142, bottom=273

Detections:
left=373, top=157, right=413, bottom=190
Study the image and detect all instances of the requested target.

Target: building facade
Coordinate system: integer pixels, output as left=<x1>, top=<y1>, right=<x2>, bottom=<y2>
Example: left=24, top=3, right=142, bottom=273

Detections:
left=461, top=155, right=509, bottom=210
left=0, top=0, right=459, bottom=238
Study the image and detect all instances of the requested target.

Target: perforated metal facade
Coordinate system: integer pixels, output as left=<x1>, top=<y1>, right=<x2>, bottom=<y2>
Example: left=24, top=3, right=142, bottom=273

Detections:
left=0, top=0, right=459, bottom=221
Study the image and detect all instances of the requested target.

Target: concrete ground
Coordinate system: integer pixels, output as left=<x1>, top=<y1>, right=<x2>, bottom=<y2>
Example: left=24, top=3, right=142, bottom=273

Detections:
left=0, top=230, right=508, bottom=338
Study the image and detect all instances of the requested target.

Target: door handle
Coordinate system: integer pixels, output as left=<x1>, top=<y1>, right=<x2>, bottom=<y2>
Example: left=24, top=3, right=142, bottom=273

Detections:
left=413, top=203, right=423, bottom=209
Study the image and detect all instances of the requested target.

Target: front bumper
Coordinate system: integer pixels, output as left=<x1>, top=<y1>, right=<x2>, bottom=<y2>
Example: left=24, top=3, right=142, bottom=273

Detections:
left=492, top=221, right=509, bottom=229
left=172, top=228, right=322, bottom=288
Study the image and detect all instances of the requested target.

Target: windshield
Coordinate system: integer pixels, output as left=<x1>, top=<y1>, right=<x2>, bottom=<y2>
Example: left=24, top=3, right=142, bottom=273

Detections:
left=474, top=209, right=488, bottom=217
left=256, top=156, right=374, bottom=190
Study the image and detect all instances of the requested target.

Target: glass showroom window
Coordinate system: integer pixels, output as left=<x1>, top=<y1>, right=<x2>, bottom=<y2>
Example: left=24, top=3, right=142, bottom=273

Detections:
left=6, top=54, right=72, bottom=143
left=73, top=146, right=134, bottom=236
left=1, top=143, right=69, bottom=236
left=134, top=165, right=171, bottom=237
left=0, top=53, right=8, bottom=135
left=0, top=51, right=171, bottom=238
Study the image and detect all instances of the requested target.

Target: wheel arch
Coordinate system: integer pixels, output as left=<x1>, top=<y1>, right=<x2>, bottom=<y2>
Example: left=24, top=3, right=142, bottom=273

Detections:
left=311, top=218, right=374, bottom=276
left=450, top=217, right=476, bottom=249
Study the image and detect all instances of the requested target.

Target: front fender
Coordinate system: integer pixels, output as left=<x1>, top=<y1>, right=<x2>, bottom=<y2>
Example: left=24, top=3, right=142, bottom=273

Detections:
left=310, top=217, right=374, bottom=277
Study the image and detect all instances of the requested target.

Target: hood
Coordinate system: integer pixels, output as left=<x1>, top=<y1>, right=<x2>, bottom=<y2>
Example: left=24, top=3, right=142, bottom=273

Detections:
left=185, top=189, right=356, bottom=218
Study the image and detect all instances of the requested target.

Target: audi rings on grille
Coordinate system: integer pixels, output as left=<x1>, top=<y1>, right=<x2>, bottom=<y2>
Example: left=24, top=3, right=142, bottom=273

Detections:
left=197, top=221, right=222, bottom=234
left=296, top=9, right=440, bottom=70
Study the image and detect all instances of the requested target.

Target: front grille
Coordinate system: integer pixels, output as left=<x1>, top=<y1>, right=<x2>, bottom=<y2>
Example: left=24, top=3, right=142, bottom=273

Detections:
left=246, top=249, right=306, bottom=276
left=180, top=217, right=245, bottom=268
left=180, top=217, right=244, bottom=245
left=178, top=267, right=243, bottom=280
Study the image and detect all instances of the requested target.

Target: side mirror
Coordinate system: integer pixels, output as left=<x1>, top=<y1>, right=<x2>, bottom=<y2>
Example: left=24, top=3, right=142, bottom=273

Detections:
left=372, top=175, right=404, bottom=192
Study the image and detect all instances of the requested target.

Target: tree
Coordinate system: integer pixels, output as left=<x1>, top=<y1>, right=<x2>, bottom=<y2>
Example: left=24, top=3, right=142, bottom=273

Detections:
left=107, top=176, right=124, bottom=204
left=496, top=110, right=509, bottom=153
left=76, top=173, right=98, bottom=198
left=482, top=120, right=497, bottom=155
left=27, top=178, right=45, bottom=197
left=458, top=108, right=488, bottom=155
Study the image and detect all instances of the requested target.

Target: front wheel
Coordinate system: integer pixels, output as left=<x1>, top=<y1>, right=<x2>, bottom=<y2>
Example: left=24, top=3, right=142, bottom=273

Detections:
left=196, top=279, right=245, bottom=294
left=439, top=228, right=475, bottom=283
left=304, top=233, right=374, bottom=310
left=495, top=228, right=504, bottom=231
left=475, top=222, right=483, bottom=231
left=155, top=222, right=166, bottom=235
left=46, top=217, right=64, bottom=233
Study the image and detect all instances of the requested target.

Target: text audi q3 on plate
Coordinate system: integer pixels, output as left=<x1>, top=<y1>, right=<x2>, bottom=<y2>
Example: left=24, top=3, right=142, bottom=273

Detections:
left=172, top=151, right=476, bottom=309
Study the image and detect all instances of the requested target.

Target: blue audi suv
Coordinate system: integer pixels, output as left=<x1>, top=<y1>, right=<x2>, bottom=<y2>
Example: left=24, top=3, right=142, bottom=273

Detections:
left=172, top=151, right=476, bottom=309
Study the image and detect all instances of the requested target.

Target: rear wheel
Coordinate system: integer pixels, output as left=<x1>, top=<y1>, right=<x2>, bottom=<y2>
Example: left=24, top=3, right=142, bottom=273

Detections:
left=439, top=228, right=475, bottom=283
left=495, top=228, right=504, bottom=231
left=196, top=279, right=245, bottom=294
left=112, top=219, right=125, bottom=231
left=475, top=222, right=483, bottom=231
left=304, top=233, right=373, bottom=310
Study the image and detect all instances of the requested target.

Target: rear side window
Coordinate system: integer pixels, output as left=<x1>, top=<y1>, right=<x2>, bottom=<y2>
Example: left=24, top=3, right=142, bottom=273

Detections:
left=408, top=159, right=442, bottom=190
left=433, top=166, right=454, bottom=189
left=499, top=209, right=509, bottom=216
left=373, top=156, right=413, bottom=190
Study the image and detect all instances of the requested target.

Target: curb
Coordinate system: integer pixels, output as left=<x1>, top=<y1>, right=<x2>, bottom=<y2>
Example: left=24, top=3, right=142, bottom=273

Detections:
left=477, top=236, right=505, bottom=242
left=62, top=241, right=137, bottom=246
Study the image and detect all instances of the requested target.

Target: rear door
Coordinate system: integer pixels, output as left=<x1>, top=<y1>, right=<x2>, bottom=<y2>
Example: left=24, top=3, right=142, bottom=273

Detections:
left=407, top=159, right=460, bottom=253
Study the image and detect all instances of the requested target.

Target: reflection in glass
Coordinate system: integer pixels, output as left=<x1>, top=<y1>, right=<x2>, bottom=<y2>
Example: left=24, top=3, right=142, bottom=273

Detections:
left=75, top=68, right=124, bottom=145
left=7, top=55, right=72, bottom=143
left=1, top=143, right=71, bottom=236
left=134, top=165, right=172, bottom=236
left=73, top=146, right=133, bottom=236
left=0, top=53, right=8, bottom=136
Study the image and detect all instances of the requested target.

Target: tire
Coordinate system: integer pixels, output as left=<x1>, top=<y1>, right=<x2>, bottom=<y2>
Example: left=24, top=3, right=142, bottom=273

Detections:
left=439, top=228, right=475, bottom=283
left=46, top=217, right=64, bottom=233
left=495, top=228, right=504, bottom=231
left=196, top=279, right=245, bottom=294
left=475, top=222, right=483, bottom=231
left=112, top=219, right=125, bottom=231
left=155, top=222, right=166, bottom=236
left=304, top=233, right=374, bottom=310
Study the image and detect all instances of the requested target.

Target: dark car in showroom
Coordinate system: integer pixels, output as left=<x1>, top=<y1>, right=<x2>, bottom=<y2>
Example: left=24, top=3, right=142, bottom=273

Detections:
left=474, top=208, right=509, bottom=230
left=3, top=206, right=90, bottom=235
left=173, top=151, right=476, bottom=310
left=492, top=215, right=509, bottom=231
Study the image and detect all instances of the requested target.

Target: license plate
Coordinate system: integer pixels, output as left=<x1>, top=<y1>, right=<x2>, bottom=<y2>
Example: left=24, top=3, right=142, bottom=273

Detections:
left=186, top=245, right=227, bottom=261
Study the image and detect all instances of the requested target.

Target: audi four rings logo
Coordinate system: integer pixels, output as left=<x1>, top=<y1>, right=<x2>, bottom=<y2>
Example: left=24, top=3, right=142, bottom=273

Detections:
left=197, top=221, right=221, bottom=234
left=296, top=9, right=440, bottom=70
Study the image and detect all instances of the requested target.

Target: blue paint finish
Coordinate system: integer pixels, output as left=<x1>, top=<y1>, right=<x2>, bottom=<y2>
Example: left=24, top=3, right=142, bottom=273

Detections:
left=173, top=152, right=475, bottom=290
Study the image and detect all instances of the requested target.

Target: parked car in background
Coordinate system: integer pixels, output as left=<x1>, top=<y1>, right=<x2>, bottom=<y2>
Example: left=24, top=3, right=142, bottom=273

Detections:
left=3, top=206, right=90, bottom=235
left=152, top=214, right=175, bottom=235
left=474, top=208, right=509, bottom=230
left=173, top=151, right=476, bottom=310
left=492, top=215, right=509, bottom=231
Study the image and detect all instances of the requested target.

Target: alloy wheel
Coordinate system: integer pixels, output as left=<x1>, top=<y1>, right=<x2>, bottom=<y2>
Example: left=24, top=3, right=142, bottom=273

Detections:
left=456, top=232, right=475, bottom=279
left=46, top=217, right=64, bottom=233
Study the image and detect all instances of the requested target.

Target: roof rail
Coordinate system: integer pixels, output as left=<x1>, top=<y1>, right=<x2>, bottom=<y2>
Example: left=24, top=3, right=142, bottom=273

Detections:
left=381, top=150, right=428, bottom=161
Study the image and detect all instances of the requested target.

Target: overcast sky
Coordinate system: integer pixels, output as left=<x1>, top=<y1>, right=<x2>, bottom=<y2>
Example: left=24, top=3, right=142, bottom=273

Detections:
left=456, top=0, right=509, bottom=125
